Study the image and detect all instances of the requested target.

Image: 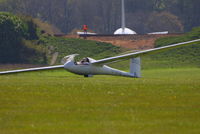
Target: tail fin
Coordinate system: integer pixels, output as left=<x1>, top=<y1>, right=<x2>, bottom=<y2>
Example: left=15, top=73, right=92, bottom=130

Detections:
left=130, top=57, right=141, bottom=78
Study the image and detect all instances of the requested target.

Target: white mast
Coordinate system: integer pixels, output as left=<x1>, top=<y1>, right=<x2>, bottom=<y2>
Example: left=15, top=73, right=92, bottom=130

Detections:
left=114, top=0, right=136, bottom=35
left=121, top=0, right=125, bottom=34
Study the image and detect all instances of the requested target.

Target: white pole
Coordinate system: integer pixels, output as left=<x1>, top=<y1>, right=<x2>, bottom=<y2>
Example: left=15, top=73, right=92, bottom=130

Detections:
left=121, top=0, right=126, bottom=34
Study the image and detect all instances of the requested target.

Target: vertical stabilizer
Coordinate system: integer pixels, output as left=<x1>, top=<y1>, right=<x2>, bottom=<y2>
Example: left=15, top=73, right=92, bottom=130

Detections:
left=121, top=0, right=125, bottom=34
left=130, top=57, right=141, bottom=78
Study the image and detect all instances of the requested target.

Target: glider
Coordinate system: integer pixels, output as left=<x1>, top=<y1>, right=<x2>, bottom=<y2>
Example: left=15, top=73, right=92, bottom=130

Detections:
left=0, top=39, right=200, bottom=78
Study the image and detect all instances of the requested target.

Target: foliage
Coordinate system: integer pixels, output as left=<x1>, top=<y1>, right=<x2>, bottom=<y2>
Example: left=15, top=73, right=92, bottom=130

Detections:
left=145, top=12, right=183, bottom=33
left=38, top=36, right=122, bottom=63
left=0, top=12, right=123, bottom=64
left=0, top=12, right=27, bottom=63
left=33, top=18, right=63, bottom=36
left=0, top=12, right=45, bottom=63
left=20, top=16, right=39, bottom=40
left=0, top=12, right=27, bottom=38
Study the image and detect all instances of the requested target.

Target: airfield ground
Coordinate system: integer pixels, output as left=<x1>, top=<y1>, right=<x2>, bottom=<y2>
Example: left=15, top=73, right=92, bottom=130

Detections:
left=0, top=68, right=200, bottom=134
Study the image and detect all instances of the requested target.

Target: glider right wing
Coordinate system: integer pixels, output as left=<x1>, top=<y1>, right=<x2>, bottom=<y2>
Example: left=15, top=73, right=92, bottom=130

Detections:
left=0, top=65, right=64, bottom=75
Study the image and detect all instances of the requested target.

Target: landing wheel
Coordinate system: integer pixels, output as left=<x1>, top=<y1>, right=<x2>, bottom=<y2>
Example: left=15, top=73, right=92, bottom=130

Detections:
left=84, top=75, right=93, bottom=78
left=84, top=75, right=89, bottom=77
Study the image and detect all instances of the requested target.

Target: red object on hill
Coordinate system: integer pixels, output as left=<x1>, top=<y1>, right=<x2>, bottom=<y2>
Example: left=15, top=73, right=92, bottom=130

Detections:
left=83, top=25, right=88, bottom=31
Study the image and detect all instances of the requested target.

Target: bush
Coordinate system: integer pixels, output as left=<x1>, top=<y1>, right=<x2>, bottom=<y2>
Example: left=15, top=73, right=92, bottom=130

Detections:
left=0, top=12, right=45, bottom=64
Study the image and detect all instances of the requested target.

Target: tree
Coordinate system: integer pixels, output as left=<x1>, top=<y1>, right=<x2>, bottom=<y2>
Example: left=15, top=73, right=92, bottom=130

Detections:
left=0, top=12, right=26, bottom=62
left=0, top=12, right=45, bottom=63
left=145, top=12, right=183, bottom=33
left=0, top=0, right=200, bottom=33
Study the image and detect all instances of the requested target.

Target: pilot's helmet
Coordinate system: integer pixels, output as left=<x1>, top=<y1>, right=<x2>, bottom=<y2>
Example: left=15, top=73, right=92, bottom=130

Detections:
left=85, top=58, right=89, bottom=62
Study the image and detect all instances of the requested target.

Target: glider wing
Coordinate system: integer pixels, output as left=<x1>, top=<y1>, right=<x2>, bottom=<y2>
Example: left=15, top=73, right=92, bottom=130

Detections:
left=92, top=39, right=200, bottom=65
left=0, top=65, right=64, bottom=75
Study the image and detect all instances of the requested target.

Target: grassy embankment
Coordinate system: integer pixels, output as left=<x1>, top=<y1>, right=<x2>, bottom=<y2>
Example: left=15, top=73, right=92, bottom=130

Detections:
left=39, top=36, right=122, bottom=64
left=110, top=27, right=200, bottom=70
left=144, top=27, right=200, bottom=69
left=39, top=27, right=200, bottom=70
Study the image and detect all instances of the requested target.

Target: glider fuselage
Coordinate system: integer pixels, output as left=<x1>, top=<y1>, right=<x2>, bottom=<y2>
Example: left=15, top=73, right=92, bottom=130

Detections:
left=64, top=61, right=134, bottom=77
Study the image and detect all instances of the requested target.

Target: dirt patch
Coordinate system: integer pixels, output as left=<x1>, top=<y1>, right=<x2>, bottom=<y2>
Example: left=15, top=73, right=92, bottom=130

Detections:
left=63, top=34, right=182, bottom=50
left=64, top=34, right=181, bottom=50
left=85, top=34, right=181, bottom=50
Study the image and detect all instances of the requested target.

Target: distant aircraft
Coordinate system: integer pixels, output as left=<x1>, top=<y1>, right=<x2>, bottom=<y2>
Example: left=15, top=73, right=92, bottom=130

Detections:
left=148, top=31, right=169, bottom=35
left=77, top=32, right=97, bottom=36
left=0, top=39, right=200, bottom=78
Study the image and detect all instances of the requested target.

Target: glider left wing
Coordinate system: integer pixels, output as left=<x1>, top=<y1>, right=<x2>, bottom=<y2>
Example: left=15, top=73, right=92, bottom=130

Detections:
left=92, top=39, right=200, bottom=65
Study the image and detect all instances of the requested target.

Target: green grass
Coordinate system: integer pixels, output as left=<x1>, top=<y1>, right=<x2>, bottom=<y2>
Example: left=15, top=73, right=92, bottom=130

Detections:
left=0, top=0, right=6, bottom=3
left=0, top=68, right=200, bottom=134
left=39, top=36, right=122, bottom=63
left=151, top=27, right=200, bottom=67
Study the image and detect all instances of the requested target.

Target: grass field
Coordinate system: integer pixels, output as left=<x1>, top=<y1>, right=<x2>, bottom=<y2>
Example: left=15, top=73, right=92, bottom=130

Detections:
left=0, top=68, right=200, bottom=134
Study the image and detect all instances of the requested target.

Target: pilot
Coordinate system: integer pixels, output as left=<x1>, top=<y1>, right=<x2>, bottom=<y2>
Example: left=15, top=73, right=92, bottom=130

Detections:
left=80, top=58, right=90, bottom=65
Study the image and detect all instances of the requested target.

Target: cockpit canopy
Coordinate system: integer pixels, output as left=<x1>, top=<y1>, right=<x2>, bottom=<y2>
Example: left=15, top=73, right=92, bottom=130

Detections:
left=61, top=54, right=79, bottom=64
left=61, top=54, right=95, bottom=65
left=77, top=57, right=90, bottom=65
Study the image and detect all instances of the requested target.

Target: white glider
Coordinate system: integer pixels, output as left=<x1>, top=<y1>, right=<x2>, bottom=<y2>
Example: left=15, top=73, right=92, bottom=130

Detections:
left=0, top=39, right=200, bottom=78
